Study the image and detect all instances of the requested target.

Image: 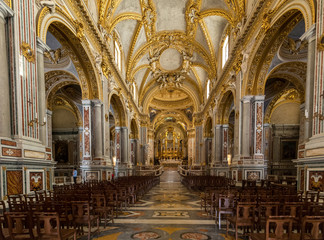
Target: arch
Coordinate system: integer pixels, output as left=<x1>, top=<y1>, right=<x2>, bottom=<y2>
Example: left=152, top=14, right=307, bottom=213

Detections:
left=37, top=7, right=101, bottom=100
left=264, top=61, right=306, bottom=101
left=141, top=81, right=201, bottom=114
left=270, top=0, right=315, bottom=31
left=264, top=88, right=301, bottom=124
left=152, top=110, right=192, bottom=128
left=108, top=93, right=127, bottom=127
left=204, top=117, right=213, bottom=138
left=244, top=9, right=304, bottom=95
left=52, top=95, right=82, bottom=127
left=216, top=90, right=235, bottom=124
left=130, top=118, right=139, bottom=139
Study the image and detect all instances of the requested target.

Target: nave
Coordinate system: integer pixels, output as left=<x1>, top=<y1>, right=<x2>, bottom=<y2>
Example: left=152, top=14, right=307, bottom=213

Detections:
left=92, top=170, right=229, bottom=240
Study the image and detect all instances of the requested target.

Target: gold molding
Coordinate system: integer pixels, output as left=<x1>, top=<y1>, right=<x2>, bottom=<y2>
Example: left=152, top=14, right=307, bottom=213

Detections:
left=318, top=33, right=324, bottom=51
left=20, top=42, right=35, bottom=63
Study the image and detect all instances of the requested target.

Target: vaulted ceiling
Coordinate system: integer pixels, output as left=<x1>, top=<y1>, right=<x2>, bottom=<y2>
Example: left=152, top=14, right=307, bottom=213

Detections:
left=98, top=0, right=244, bottom=132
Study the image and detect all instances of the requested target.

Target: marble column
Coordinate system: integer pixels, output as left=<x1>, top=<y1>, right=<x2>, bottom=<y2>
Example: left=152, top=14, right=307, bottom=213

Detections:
left=214, top=125, right=223, bottom=164
left=92, top=99, right=103, bottom=159
left=187, top=129, right=195, bottom=165
left=46, top=110, right=52, bottom=148
left=0, top=3, right=13, bottom=138
left=78, top=126, right=83, bottom=166
left=120, top=127, right=128, bottom=164
left=195, top=125, right=203, bottom=165
left=82, top=100, right=92, bottom=162
left=222, top=125, right=229, bottom=164
left=241, top=95, right=253, bottom=157
left=36, top=38, right=50, bottom=145
left=301, top=24, right=316, bottom=140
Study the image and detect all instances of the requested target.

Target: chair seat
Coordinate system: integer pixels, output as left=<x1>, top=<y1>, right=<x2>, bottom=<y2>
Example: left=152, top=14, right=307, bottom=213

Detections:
left=74, top=215, right=99, bottom=224
left=227, top=216, right=254, bottom=226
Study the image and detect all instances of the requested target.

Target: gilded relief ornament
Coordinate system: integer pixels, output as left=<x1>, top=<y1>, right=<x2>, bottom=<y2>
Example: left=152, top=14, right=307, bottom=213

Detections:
left=44, top=48, right=62, bottom=64
left=318, top=34, right=324, bottom=51
left=186, top=0, right=200, bottom=37
left=20, top=42, right=35, bottom=63
left=74, top=21, right=84, bottom=40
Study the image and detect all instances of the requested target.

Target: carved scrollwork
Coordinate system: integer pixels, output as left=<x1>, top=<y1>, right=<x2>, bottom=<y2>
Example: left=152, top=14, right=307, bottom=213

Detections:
left=318, top=34, right=324, bottom=51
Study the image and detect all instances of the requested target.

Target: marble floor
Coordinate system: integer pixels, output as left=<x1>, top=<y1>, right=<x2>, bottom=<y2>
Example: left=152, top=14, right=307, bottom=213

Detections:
left=81, top=171, right=244, bottom=240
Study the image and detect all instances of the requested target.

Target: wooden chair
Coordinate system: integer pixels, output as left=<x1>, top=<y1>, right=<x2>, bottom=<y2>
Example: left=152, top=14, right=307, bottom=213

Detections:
left=35, top=212, right=76, bottom=240
left=249, top=216, right=295, bottom=240
left=299, top=216, right=324, bottom=240
left=226, top=202, right=257, bottom=240
left=5, top=212, right=36, bottom=240
left=71, top=201, right=99, bottom=240
left=256, top=202, right=280, bottom=232
left=216, top=195, right=235, bottom=229
left=91, top=194, right=114, bottom=228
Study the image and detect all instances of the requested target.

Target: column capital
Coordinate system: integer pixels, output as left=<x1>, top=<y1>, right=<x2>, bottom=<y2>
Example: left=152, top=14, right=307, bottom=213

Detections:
left=241, top=95, right=253, bottom=103
left=92, top=99, right=103, bottom=107
left=0, top=1, right=13, bottom=20
left=36, top=37, right=50, bottom=53
left=301, top=24, right=316, bottom=42
left=253, top=95, right=265, bottom=101
left=82, top=99, right=91, bottom=105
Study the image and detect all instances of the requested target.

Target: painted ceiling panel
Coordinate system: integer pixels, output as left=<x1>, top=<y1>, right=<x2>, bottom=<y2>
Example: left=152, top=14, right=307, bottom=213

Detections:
left=115, top=19, right=138, bottom=65
left=200, top=0, right=228, bottom=12
left=114, top=0, right=142, bottom=17
left=154, top=0, right=187, bottom=32
left=203, top=15, right=228, bottom=56
left=195, top=24, right=210, bottom=54
left=133, top=25, right=148, bottom=56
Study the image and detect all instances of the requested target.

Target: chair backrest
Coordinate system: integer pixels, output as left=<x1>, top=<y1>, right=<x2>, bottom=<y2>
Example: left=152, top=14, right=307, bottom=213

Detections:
left=258, top=202, right=280, bottom=218
left=35, top=212, right=61, bottom=239
left=235, top=202, right=256, bottom=220
left=5, top=212, right=35, bottom=240
left=282, top=202, right=303, bottom=219
left=301, top=216, right=324, bottom=240
left=92, top=194, right=107, bottom=208
left=71, top=201, right=90, bottom=219
left=265, top=216, right=294, bottom=240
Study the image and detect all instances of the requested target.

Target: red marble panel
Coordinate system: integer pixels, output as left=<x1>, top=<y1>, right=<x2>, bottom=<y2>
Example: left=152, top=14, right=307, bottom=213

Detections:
left=1, top=139, right=17, bottom=146
left=46, top=171, right=50, bottom=190
left=2, top=147, right=22, bottom=157
left=30, top=172, right=43, bottom=191
left=299, top=144, right=305, bottom=150
left=298, top=151, right=305, bottom=158
left=255, top=103, right=263, bottom=153
left=46, top=153, right=51, bottom=160
left=7, top=171, right=23, bottom=195
left=45, top=147, right=51, bottom=152
left=83, top=106, right=90, bottom=155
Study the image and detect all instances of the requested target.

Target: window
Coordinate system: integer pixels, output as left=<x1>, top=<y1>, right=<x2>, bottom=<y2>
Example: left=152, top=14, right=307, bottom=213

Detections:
left=222, top=35, right=229, bottom=68
left=114, top=41, right=121, bottom=70
left=206, top=79, right=210, bottom=99
left=133, top=82, right=136, bottom=100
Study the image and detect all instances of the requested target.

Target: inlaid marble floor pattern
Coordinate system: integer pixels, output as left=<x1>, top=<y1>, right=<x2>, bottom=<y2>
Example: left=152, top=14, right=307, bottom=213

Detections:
left=80, top=171, right=243, bottom=240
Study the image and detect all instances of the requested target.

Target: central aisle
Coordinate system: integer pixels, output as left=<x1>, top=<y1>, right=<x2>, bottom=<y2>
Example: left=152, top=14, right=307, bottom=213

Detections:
left=93, top=171, right=232, bottom=240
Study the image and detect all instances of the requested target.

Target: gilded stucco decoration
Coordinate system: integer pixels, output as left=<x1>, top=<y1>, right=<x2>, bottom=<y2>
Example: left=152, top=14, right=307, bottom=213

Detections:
left=318, top=34, right=324, bottom=51
left=20, top=42, right=35, bottom=63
